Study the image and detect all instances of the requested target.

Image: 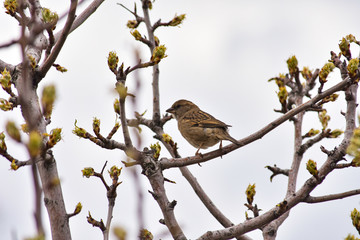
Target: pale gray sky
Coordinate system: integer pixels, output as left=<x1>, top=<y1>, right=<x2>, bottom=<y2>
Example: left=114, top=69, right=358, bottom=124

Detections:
left=1, top=0, right=360, bottom=239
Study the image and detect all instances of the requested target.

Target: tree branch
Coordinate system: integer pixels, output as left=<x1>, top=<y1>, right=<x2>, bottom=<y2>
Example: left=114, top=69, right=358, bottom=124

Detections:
left=37, top=0, right=78, bottom=80
left=304, top=189, right=360, bottom=203
left=160, top=75, right=353, bottom=169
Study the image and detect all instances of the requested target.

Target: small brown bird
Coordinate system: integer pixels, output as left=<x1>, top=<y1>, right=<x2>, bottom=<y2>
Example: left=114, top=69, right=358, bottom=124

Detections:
left=166, top=99, right=239, bottom=155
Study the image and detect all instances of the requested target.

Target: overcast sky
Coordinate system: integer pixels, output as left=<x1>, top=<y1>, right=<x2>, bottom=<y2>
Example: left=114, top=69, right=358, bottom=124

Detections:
left=1, top=0, right=360, bottom=239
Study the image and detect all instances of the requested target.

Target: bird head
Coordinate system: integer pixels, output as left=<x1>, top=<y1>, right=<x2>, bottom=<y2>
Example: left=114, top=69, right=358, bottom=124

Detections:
left=166, top=99, right=199, bottom=120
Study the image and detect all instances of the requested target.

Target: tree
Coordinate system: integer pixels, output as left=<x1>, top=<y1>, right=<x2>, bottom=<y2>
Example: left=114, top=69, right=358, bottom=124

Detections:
left=1, top=1, right=360, bottom=240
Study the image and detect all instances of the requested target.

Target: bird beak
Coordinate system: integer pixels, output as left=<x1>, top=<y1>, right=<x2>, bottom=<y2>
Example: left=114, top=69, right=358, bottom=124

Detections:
left=166, top=107, right=174, bottom=114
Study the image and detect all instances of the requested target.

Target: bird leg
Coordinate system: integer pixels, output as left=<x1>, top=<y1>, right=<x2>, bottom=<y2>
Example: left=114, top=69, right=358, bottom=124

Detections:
left=219, top=140, right=223, bottom=159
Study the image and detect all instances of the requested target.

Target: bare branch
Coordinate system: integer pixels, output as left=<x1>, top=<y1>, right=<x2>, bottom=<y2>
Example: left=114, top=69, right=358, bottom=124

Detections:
left=54, top=0, right=106, bottom=43
left=304, top=189, right=360, bottom=203
left=265, top=165, right=289, bottom=182
left=37, top=0, right=78, bottom=80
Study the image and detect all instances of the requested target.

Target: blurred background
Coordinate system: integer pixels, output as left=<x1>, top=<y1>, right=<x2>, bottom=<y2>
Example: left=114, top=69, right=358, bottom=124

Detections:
left=1, top=0, right=360, bottom=239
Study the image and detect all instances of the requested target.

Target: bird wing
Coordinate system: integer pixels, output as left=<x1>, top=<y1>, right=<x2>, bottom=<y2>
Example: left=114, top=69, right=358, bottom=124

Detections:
left=184, top=110, right=231, bottom=129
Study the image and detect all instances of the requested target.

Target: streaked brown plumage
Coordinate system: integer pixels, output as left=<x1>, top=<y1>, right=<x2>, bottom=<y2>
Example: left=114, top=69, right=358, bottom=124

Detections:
left=166, top=99, right=239, bottom=154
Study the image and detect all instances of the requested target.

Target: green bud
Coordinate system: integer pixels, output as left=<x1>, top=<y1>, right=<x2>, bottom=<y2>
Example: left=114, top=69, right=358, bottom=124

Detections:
left=347, top=58, right=359, bottom=81
left=27, top=54, right=37, bottom=69
left=108, top=165, right=122, bottom=180
left=0, top=98, right=13, bottom=111
left=150, top=142, right=161, bottom=160
left=41, top=8, right=58, bottom=26
left=113, top=226, right=127, bottom=240
left=339, top=37, right=351, bottom=59
left=53, top=64, right=67, bottom=73
left=286, top=55, right=298, bottom=75
left=303, top=128, right=320, bottom=138
left=72, top=120, right=88, bottom=138
left=113, top=98, right=120, bottom=114
left=0, top=68, right=12, bottom=93
left=245, top=183, right=256, bottom=205
left=151, top=45, right=167, bottom=64
left=47, top=128, right=62, bottom=148
left=162, top=133, right=172, bottom=144
left=329, top=129, right=343, bottom=138
left=10, top=159, right=18, bottom=170
left=139, top=229, right=153, bottom=240
left=28, top=131, right=42, bottom=158
left=346, top=34, right=358, bottom=43
left=277, top=86, right=288, bottom=105
left=306, top=159, right=318, bottom=177
left=115, top=82, right=128, bottom=101
left=107, top=51, right=119, bottom=72
left=351, top=208, right=360, bottom=233
left=41, top=84, right=56, bottom=119
left=6, top=121, right=21, bottom=142
left=319, top=62, right=335, bottom=84
left=301, top=66, right=312, bottom=80
left=169, top=14, right=186, bottom=27
left=318, top=110, right=330, bottom=130
left=131, top=30, right=142, bottom=41
left=0, top=132, right=7, bottom=152
left=82, top=167, right=94, bottom=178
left=126, top=20, right=138, bottom=29
left=4, top=0, right=17, bottom=15
left=74, top=202, right=82, bottom=215
left=93, top=117, right=100, bottom=134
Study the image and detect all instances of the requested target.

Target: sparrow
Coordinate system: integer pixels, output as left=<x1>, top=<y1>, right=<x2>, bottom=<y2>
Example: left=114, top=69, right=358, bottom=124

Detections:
left=166, top=99, right=239, bottom=155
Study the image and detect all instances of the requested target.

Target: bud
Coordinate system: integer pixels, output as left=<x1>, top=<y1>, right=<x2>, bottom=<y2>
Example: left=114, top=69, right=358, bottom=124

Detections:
left=93, top=118, right=100, bottom=134
left=109, top=165, right=122, bottom=180
left=47, top=128, right=62, bottom=148
left=10, top=159, right=18, bottom=170
left=27, top=131, right=42, bottom=158
left=245, top=184, right=256, bottom=205
left=73, top=120, right=88, bottom=138
left=127, top=20, right=138, bottom=29
left=277, top=86, right=288, bottom=105
left=319, top=62, right=335, bottom=84
left=0, top=132, right=7, bottom=152
left=131, top=30, right=142, bottom=41
left=306, top=159, right=318, bottom=177
left=169, top=14, right=186, bottom=27
left=301, top=66, right=312, bottom=80
left=41, top=84, right=56, bottom=119
left=329, top=129, right=343, bottom=138
left=0, top=68, right=12, bottom=93
left=107, top=51, right=119, bottom=73
left=347, top=58, right=359, bottom=81
left=318, top=110, right=330, bottom=130
left=0, top=98, right=13, bottom=111
left=150, top=142, right=161, bottom=160
left=139, top=229, right=153, bottom=240
left=6, top=121, right=21, bottom=142
left=41, top=8, right=58, bottom=26
left=82, top=167, right=94, bottom=178
left=286, top=55, right=298, bottom=75
left=113, top=98, right=120, bottom=114
left=115, top=82, right=128, bottom=101
left=162, top=133, right=172, bottom=144
left=151, top=45, right=167, bottom=64
left=303, top=128, right=320, bottom=138
left=74, top=202, right=82, bottom=215
left=339, top=37, right=351, bottom=59
left=4, top=0, right=17, bottom=15
left=351, top=208, right=360, bottom=233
